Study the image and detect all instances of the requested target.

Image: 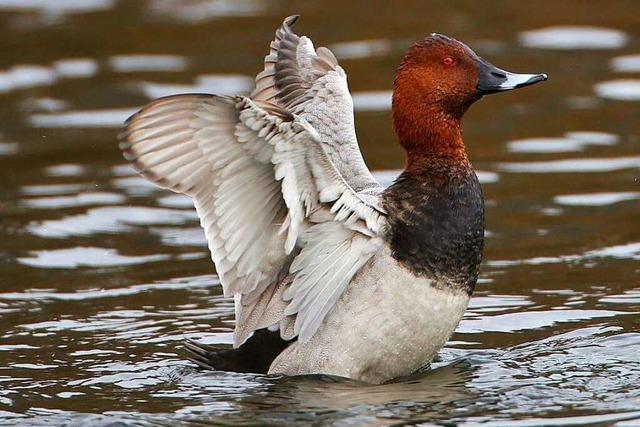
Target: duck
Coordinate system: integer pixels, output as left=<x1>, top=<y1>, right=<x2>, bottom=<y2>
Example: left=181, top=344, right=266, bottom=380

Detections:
left=119, top=15, right=547, bottom=384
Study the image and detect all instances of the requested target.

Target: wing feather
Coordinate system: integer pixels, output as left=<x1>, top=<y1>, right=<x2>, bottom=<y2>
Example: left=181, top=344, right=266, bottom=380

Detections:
left=250, top=15, right=383, bottom=194
left=120, top=92, right=386, bottom=347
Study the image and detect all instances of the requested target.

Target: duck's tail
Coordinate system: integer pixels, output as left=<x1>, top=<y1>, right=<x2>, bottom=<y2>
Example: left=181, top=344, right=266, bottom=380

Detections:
left=184, top=328, right=293, bottom=374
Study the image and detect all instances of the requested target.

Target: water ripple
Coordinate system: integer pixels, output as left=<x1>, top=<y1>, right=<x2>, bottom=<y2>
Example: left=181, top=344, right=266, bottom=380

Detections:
left=498, top=156, right=640, bottom=173
left=519, top=26, right=628, bottom=50
left=23, top=192, right=125, bottom=209
left=109, top=54, right=188, bottom=73
left=507, top=132, right=619, bottom=153
left=17, top=247, right=170, bottom=268
left=0, top=274, right=219, bottom=301
left=27, top=206, right=197, bottom=238
left=595, top=79, right=640, bottom=101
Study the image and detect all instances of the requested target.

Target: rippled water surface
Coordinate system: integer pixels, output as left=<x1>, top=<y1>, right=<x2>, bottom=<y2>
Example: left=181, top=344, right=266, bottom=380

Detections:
left=1, top=1, right=639, bottom=425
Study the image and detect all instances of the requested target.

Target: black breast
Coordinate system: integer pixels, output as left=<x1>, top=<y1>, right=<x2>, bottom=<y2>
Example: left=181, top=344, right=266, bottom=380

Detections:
left=382, top=164, right=484, bottom=294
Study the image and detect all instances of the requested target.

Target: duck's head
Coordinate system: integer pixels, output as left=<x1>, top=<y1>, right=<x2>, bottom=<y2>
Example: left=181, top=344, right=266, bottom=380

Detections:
left=393, top=34, right=547, bottom=157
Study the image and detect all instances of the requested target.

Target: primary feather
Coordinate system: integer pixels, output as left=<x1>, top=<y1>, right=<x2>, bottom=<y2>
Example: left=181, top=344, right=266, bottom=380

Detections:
left=120, top=88, right=385, bottom=347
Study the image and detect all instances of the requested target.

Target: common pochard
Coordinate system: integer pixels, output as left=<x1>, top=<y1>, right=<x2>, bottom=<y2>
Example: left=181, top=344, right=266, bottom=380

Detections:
left=119, top=15, right=546, bottom=384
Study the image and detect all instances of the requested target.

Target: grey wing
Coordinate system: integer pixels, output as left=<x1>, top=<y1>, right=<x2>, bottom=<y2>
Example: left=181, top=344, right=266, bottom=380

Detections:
left=119, top=94, right=385, bottom=347
left=251, top=15, right=383, bottom=198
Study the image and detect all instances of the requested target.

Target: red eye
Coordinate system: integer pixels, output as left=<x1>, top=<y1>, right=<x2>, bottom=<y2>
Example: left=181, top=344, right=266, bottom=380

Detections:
left=443, top=56, right=455, bottom=66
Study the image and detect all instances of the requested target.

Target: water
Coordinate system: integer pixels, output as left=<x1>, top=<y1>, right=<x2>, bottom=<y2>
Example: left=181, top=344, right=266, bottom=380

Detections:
left=0, top=1, right=639, bottom=425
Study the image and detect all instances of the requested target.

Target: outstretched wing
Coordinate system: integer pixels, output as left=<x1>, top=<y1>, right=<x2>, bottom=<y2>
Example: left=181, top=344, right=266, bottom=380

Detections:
left=251, top=15, right=382, bottom=197
left=119, top=94, right=385, bottom=346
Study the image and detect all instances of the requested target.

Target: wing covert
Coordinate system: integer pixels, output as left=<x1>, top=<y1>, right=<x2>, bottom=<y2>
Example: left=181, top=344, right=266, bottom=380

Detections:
left=120, top=91, right=385, bottom=346
left=251, top=15, right=383, bottom=195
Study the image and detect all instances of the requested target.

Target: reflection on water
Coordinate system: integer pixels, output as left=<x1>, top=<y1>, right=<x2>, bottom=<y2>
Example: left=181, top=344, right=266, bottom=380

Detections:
left=329, top=39, right=395, bottom=60
left=23, top=192, right=125, bottom=209
left=611, top=54, right=640, bottom=73
left=554, top=192, right=640, bottom=206
left=519, top=26, right=629, bottom=50
left=595, top=79, right=640, bottom=101
left=139, top=74, right=254, bottom=99
left=507, top=132, right=619, bottom=153
left=17, top=247, right=170, bottom=268
left=52, top=58, right=98, bottom=78
left=148, top=0, right=266, bottom=22
left=498, top=156, right=640, bottom=173
left=0, top=142, right=18, bottom=155
left=351, top=90, right=393, bottom=111
left=108, top=54, right=188, bottom=73
left=0, top=0, right=114, bottom=14
left=29, top=108, right=138, bottom=128
left=27, top=206, right=197, bottom=238
left=0, top=65, right=56, bottom=93
left=0, top=0, right=639, bottom=425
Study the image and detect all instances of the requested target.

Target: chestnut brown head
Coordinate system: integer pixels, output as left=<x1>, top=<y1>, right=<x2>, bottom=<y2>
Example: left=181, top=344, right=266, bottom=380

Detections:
left=393, top=34, right=547, bottom=119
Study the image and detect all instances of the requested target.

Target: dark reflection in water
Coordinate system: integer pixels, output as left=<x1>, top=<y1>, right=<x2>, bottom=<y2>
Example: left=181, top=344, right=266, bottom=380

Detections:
left=0, top=0, right=639, bottom=426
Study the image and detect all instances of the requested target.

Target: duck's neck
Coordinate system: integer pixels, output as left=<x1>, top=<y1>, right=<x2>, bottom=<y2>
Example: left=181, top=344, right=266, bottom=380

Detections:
left=384, top=75, right=483, bottom=294
left=391, top=68, right=471, bottom=174
left=392, top=58, right=470, bottom=172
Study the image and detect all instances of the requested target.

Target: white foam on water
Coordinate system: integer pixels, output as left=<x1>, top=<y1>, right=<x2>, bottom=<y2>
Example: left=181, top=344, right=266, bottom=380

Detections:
left=23, top=192, right=126, bottom=209
left=140, top=74, right=253, bottom=98
left=110, top=164, right=135, bottom=177
left=585, top=242, right=640, bottom=260
left=373, top=169, right=499, bottom=187
left=468, top=295, right=533, bottom=313
left=110, top=176, right=160, bottom=196
left=600, top=290, right=640, bottom=305
left=20, top=97, right=69, bottom=113
left=0, top=275, right=219, bottom=301
left=564, top=131, right=619, bottom=145
left=507, top=132, right=619, bottom=154
left=109, top=54, right=187, bottom=73
left=157, top=194, right=193, bottom=208
left=0, top=142, right=18, bottom=155
left=352, top=91, right=392, bottom=111
left=488, top=242, right=640, bottom=268
left=472, top=411, right=640, bottom=427
left=0, top=65, right=56, bottom=93
left=67, top=358, right=189, bottom=389
left=29, top=108, right=137, bottom=128
left=187, top=332, right=234, bottom=345
left=45, top=164, right=86, bottom=177
left=148, top=0, right=264, bottom=22
left=508, top=137, right=581, bottom=153
left=329, top=39, right=393, bottom=60
left=371, top=170, right=401, bottom=187
left=458, top=309, right=627, bottom=333
left=488, top=255, right=573, bottom=268
left=594, top=79, right=640, bottom=101
left=10, top=363, right=58, bottom=369
left=0, top=0, right=114, bottom=13
left=69, top=349, right=121, bottom=356
left=57, top=392, right=84, bottom=399
left=519, top=26, right=628, bottom=50
left=52, top=58, right=98, bottom=78
left=498, top=156, right=640, bottom=173
left=17, top=247, right=169, bottom=269
left=150, top=227, right=207, bottom=247
left=610, top=54, right=640, bottom=73
left=27, top=206, right=197, bottom=238
left=554, top=192, right=640, bottom=206
left=0, top=344, right=37, bottom=351
left=21, top=183, right=86, bottom=196
left=0, top=59, right=98, bottom=95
